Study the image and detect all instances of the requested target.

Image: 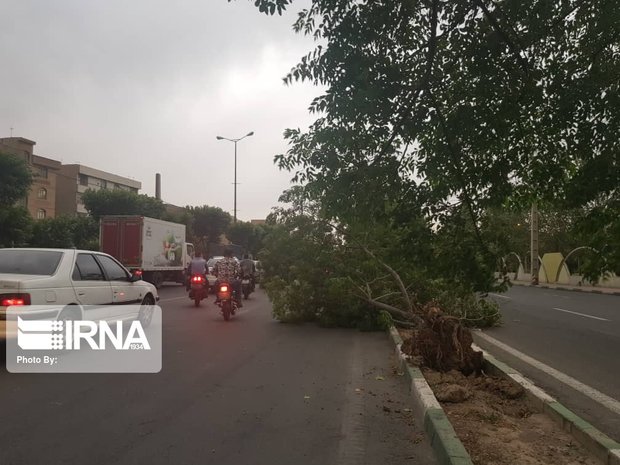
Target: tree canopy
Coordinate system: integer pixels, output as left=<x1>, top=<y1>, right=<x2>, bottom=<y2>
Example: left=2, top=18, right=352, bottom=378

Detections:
left=0, top=152, right=33, bottom=207
left=0, top=152, right=34, bottom=247
left=186, top=205, right=232, bottom=253
left=226, top=221, right=266, bottom=256
left=250, top=0, right=619, bottom=279
left=81, top=189, right=166, bottom=221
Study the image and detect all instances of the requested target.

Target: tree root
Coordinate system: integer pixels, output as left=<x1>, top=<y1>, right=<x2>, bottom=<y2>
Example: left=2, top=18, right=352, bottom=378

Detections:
left=401, top=302, right=483, bottom=375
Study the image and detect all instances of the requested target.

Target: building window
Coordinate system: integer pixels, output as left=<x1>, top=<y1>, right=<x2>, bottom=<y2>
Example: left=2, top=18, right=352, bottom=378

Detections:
left=79, top=174, right=88, bottom=186
left=35, top=166, right=48, bottom=179
left=36, top=209, right=46, bottom=220
left=100, top=179, right=107, bottom=189
left=37, top=188, right=47, bottom=199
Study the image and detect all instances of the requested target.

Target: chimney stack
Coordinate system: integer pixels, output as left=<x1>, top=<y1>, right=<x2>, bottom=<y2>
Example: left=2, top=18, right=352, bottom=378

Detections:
left=155, top=173, right=161, bottom=200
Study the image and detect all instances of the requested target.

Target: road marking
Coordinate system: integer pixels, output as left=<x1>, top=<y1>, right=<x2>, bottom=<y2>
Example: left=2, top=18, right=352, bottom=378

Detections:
left=159, top=296, right=187, bottom=303
left=476, top=332, right=620, bottom=416
left=489, top=293, right=511, bottom=300
left=552, top=307, right=610, bottom=321
left=550, top=293, right=570, bottom=299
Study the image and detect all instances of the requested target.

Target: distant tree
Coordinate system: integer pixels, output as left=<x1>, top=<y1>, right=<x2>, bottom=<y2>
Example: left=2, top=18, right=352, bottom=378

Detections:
left=71, top=215, right=99, bottom=250
left=0, top=152, right=33, bottom=207
left=30, top=215, right=99, bottom=250
left=0, top=207, right=33, bottom=247
left=81, top=189, right=165, bottom=221
left=30, top=216, right=76, bottom=248
left=162, top=207, right=194, bottom=231
left=186, top=206, right=232, bottom=254
left=226, top=221, right=266, bottom=256
left=0, top=153, right=34, bottom=246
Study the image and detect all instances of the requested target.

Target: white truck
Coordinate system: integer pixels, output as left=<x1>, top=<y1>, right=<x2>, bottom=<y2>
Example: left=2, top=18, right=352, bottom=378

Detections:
left=100, top=215, right=194, bottom=288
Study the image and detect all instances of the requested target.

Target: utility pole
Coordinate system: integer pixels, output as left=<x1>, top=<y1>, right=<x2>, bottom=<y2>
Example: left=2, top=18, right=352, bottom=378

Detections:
left=530, top=202, right=539, bottom=285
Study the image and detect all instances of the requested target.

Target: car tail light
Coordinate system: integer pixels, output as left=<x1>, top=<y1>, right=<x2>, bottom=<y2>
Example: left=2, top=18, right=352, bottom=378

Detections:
left=134, top=270, right=143, bottom=276
left=1, top=294, right=31, bottom=306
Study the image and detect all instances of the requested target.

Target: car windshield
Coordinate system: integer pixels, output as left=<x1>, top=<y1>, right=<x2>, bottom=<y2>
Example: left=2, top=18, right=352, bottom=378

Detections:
left=0, top=250, right=63, bottom=275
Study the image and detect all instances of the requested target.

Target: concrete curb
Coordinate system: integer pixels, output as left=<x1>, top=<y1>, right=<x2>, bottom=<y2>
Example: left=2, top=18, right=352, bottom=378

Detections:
left=474, top=343, right=620, bottom=465
left=388, top=327, right=474, bottom=465
left=511, top=281, right=620, bottom=296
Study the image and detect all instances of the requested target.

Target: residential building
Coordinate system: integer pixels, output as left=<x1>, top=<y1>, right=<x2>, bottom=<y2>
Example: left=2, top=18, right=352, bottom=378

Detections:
left=56, top=164, right=141, bottom=216
left=251, top=219, right=267, bottom=225
left=0, top=137, right=61, bottom=219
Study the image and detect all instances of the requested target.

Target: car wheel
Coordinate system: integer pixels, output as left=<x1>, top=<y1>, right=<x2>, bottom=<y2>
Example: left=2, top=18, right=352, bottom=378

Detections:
left=138, top=295, right=155, bottom=328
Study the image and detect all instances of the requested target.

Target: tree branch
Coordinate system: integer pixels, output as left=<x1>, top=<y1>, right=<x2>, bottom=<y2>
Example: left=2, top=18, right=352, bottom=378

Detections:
left=376, top=0, right=441, bottom=160
left=428, top=91, right=489, bottom=252
left=361, top=245, right=417, bottom=313
left=473, top=0, right=530, bottom=76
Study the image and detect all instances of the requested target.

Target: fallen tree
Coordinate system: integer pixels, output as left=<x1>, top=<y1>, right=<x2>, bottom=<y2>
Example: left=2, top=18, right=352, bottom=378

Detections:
left=261, top=191, right=495, bottom=374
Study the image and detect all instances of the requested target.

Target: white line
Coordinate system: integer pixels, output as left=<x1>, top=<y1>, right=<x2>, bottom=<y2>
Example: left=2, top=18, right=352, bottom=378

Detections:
left=476, top=332, right=620, bottom=416
left=489, top=293, right=512, bottom=300
left=158, top=296, right=187, bottom=303
left=552, top=307, right=610, bottom=321
left=549, top=293, right=570, bottom=299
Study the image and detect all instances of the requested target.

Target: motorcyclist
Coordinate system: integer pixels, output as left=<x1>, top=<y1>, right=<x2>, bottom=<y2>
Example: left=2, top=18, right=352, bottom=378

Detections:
left=213, top=248, right=243, bottom=307
left=186, top=250, right=208, bottom=292
left=240, top=253, right=256, bottom=291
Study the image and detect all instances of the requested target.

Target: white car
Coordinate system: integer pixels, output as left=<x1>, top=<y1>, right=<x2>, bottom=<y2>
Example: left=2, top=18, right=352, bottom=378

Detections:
left=0, top=248, right=159, bottom=340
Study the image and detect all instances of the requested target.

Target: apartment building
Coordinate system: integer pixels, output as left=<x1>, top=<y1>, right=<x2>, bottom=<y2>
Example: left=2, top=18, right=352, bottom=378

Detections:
left=0, top=137, right=61, bottom=219
left=56, top=164, right=141, bottom=215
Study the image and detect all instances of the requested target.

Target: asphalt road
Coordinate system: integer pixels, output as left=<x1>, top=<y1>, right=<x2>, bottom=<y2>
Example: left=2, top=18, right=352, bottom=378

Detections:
left=479, top=285, right=620, bottom=441
left=0, top=286, right=435, bottom=465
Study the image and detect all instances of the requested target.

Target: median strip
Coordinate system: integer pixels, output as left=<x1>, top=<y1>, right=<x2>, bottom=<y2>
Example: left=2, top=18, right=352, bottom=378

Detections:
left=389, top=326, right=613, bottom=465
left=475, top=343, right=620, bottom=465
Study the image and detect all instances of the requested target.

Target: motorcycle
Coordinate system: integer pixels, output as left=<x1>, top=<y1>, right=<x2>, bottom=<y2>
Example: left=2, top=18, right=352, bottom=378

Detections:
left=188, top=274, right=208, bottom=307
left=215, top=281, right=238, bottom=321
left=241, top=274, right=254, bottom=300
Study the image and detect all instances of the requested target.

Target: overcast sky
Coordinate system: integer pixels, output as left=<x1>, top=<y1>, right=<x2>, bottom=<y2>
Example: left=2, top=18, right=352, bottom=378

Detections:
left=0, top=0, right=319, bottom=220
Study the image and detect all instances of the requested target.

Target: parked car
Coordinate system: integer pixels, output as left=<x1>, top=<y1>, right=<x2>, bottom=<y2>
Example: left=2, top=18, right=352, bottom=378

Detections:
left=0, top=248, right=159, bottom=340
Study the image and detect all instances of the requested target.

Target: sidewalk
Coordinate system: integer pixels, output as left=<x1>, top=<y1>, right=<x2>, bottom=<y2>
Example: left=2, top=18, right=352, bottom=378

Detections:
left=511, top=280, right=620, bottom=296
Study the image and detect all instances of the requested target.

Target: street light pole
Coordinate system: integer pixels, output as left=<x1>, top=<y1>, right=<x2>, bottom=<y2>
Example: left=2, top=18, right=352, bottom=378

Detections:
left=216, top=131, right=254, bottom=223
left=234, top=140, right=237, bottom=223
